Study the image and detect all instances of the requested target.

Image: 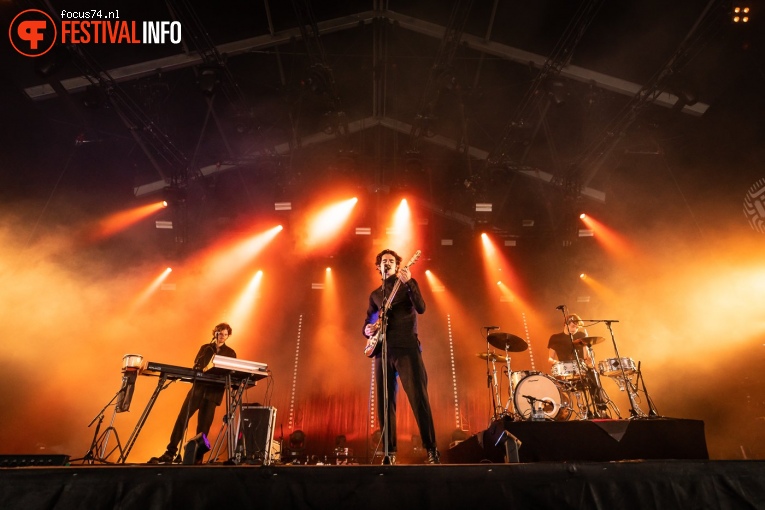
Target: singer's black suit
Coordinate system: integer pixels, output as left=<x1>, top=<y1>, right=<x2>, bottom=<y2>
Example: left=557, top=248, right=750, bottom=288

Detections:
left=364, top=274, right=437, bottom=454
left=165, top=342, right=236, bottom=455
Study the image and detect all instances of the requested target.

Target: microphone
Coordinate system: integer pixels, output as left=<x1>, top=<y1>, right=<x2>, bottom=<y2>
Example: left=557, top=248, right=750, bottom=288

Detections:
left=485, top=326, right=500, bottom=330
left=522, top=395, right=538, bottom=403
left=555, top=305, right=565, bottom=310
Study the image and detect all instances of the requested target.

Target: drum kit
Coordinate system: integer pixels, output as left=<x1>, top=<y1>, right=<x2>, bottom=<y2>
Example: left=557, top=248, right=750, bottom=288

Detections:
left=480, top=327, right=652, bottom=422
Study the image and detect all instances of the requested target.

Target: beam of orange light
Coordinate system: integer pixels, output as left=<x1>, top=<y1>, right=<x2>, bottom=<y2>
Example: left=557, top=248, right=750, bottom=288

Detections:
left=201, top=225, right=283, bottom=283
left=128, top=267, right=172, bottom=312
left=226, top=271, right=263, bottom=334
left=309, top=265, right=352, bottom=390
left=388, top=198, right=415, bottom=254
left=86, top=202, right=166, bottom=242
left=580, top=214, right=636, bottom=260
left=301, top=197, right=358, bottom=250
left=480, top=233, right=523, bottom=296
left=579, top=273, right=617, bottom=302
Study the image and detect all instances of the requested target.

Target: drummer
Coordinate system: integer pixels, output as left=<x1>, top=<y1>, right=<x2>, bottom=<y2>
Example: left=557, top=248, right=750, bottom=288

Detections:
left=547, top=313, right=609, bottom=416
left=547, top=313, right=590, bottom=366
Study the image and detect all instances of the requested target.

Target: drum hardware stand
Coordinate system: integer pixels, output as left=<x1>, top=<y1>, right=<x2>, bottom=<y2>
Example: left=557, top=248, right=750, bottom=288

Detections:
left=582, top=342, right=610, bottom=419
left=75, top=388, right=126, bottom=464
left=634, top=361, right=660, bottom=418
left=483, top=328, right=506, bottom=422
left=600, top=320, right=645, bottom=419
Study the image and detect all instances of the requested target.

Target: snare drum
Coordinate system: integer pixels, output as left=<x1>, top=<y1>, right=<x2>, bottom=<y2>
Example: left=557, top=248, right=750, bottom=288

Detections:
left=122, top=354, right=143, bottom=372
left=598, top=357, right=636, bottom=377
left=551, top=360, right=584, bottom=380
left=513, top=373, right=571, bottom=421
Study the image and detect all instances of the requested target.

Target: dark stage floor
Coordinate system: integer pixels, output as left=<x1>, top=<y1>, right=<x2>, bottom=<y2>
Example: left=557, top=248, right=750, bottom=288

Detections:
left=1, top=461, right=764, bottom=509
left=3, top=418, right=762, bottom=509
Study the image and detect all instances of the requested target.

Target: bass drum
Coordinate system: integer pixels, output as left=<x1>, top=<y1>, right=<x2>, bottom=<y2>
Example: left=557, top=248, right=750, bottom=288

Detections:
left=513, top=373, right=571, bottom=421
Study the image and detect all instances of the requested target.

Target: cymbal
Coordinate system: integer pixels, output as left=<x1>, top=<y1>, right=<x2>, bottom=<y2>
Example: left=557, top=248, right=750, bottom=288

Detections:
left=487, top=332, right=528, bottom=352
left=574, top=336, right=605, bottom=346
left=476, top=352, right=509, bottom=362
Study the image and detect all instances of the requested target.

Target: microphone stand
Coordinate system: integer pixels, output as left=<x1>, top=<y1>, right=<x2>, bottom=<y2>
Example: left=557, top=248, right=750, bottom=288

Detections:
left=73, top=388, right=125, bottom=464
left=379, top=268, right=391, bottom=464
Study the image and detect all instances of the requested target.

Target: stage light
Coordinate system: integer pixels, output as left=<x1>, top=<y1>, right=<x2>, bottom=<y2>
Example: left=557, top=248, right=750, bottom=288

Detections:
left=198, top=65, right=222, bottom=95
left=303, top=197, right=358, bottom=249
left=733, top=6, right=751, bottom=23
left=579, top=213, right=587, bottom=219
left=162, top=185, right=186, bottom=206
left=326, top=267, right=331, bottom=272
left=287, top=430, right=306, bottom=460
left=580, top=273, right=587, bottom=279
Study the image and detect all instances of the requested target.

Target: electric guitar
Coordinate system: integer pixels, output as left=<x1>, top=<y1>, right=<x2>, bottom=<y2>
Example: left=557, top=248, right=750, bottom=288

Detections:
left=364, top=250, right=421, bottom=358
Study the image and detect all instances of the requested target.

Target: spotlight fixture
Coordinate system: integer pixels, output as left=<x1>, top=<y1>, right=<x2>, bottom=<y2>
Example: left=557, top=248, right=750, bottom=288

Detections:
left=162, top=186, right=187, bottom=206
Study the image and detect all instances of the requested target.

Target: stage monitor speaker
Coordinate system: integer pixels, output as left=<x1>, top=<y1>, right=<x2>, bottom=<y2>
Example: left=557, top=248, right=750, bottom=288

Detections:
left=0, top=454, right=70, bottom=467
left=237, top=406, right=277, bottom=465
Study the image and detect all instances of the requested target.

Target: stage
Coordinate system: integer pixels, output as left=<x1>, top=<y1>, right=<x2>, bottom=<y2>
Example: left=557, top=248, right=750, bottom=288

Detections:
left=2, top=418, right=763, bottom=508
left=0, top=461, right=764, bottom=509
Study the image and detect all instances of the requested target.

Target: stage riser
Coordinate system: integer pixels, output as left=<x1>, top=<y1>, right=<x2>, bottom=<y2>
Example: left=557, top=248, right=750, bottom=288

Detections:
left=444, top=418, right=708, bottom=464
left=0, top=462, right=761, bottom=510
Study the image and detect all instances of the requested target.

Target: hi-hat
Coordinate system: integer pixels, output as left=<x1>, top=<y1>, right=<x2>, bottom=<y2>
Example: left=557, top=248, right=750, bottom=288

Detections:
left=574, top=336, right=605, bottom=346
left=476, top=352, right=508, bottom=362
left=487, top=332, right=528, bottom=352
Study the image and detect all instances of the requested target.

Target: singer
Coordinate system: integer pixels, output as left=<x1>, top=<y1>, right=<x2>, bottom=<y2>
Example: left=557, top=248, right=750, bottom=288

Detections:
left=149, top=322, right=236, bottom=464
left=363, top=249, right=439, bottom=465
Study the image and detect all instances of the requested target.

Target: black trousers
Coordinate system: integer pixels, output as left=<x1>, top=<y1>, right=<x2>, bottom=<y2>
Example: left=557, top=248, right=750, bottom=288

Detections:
left=375, top=346, right=437, bottom=453
left=166, top=385, right=218, bottom=454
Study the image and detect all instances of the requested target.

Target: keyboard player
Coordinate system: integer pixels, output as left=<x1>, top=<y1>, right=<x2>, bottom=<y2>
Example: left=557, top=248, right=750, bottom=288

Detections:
left=149, top=322, right=236, bottom=464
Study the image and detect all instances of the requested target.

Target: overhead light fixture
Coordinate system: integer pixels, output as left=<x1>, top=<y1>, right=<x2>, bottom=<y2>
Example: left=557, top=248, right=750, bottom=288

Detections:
left=355, top=227, right=371, bottom=235
left=475, top=203, right=492, bottom=212
left=275, top=202, right=292, bottom=211
left=441, top=239, right=453, bottom=246
left=732, top=6, right=750, bottom=23
left=578, top=229, right=594, bottom=237
left=155, top=221, right=173, bottom=229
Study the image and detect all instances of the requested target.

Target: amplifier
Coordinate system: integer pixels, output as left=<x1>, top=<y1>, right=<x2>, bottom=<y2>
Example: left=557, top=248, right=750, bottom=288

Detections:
left=236, top=406, right=277, bottom=465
